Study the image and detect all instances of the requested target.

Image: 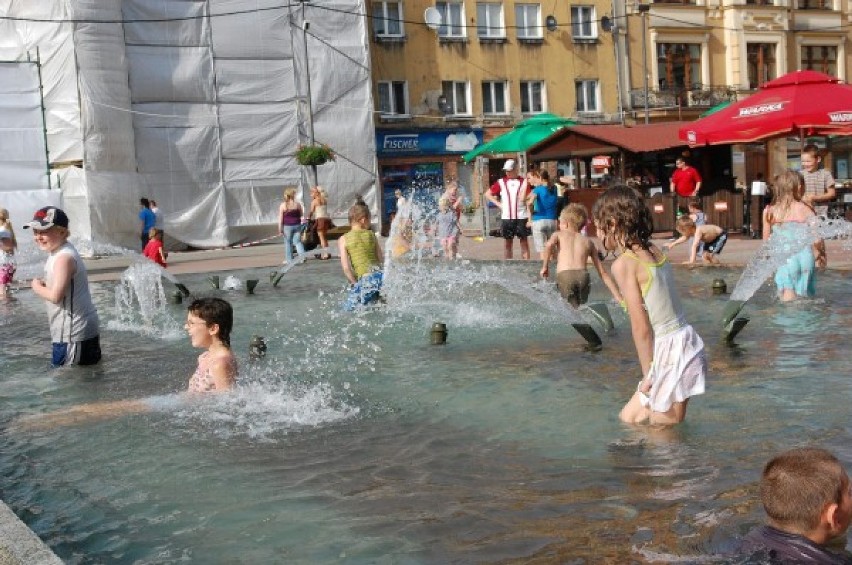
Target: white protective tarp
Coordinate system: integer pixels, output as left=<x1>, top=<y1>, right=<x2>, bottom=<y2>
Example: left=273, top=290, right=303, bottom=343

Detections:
left=0, top=0, right=377, bottom=248
left=0, top=62, right=49, bottom=191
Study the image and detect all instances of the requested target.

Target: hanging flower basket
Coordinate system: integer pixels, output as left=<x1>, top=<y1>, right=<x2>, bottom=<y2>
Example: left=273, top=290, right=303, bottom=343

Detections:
left=295, top=144, right=335, bottom=167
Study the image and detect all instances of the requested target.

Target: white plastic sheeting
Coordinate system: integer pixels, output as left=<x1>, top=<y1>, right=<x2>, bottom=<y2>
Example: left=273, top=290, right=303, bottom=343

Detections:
left=0, top=62, right=49, bottom=192
left=0, top=0, right=377, bottom=248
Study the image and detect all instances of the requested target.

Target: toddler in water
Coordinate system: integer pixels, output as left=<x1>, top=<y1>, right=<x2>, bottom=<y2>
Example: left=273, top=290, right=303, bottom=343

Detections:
left=143, top=227, right=168, bottom=268
left=762, top=170, right=823, bottom=301
left=0, top=208, right=17, bottom=298
left=540, top=204, right=622, bottom=308
left=436, top=197, right=460, bottom=260
left=593, top=186, right=706, bottom=425
left=339, top=200, right=384, bottom=309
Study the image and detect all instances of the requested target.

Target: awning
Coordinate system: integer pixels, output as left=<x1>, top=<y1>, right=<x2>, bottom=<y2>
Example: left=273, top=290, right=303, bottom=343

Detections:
left=528, top=121, right=689, bottom=161
left=462, top=113, right=576, bottom=162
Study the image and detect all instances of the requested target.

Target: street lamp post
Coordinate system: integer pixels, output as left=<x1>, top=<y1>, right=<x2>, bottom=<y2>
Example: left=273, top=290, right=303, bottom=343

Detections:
left=300, top=0, right=318, bottom=186
left=638, top=4, right=650, bottom=124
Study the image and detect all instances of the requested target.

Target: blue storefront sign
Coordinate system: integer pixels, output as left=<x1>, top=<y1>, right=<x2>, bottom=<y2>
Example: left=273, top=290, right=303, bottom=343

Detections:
left=376, top=129, right=483, bottom=157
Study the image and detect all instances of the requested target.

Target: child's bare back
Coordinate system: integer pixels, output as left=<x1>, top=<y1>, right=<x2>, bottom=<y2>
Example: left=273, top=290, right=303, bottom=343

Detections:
left=553, top=230, right=595, bottom=272
left=541, top=204, right=623, bottom=308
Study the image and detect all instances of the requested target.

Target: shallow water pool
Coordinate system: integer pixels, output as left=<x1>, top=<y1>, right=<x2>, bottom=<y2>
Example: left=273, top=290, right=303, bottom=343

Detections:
left=1, top=258, right=851, bottom=563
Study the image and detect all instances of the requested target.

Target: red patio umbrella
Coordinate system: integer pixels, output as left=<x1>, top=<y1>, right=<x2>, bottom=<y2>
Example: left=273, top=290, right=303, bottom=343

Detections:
left=679, top=70, right=852, bottom=146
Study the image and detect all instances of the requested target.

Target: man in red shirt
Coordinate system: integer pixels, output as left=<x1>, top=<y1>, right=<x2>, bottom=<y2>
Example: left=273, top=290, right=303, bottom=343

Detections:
left=669, top=157, right=702, bottom=236
left=670, top=157, right=702, bottom=198
left=486, top=159, right=530, bottom=260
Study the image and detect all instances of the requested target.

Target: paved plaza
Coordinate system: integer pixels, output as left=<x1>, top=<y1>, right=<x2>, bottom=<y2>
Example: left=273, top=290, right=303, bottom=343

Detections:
left=82, top=232, right=852, bottom=282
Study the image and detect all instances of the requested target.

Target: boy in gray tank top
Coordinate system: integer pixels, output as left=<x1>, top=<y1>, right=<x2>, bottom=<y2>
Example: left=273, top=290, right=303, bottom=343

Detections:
left=25, top=207, right=101, bottom=367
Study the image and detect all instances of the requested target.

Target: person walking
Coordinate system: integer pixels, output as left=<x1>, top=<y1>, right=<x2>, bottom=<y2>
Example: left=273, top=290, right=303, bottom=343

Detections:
left=278, top=188, right=306, bottom=266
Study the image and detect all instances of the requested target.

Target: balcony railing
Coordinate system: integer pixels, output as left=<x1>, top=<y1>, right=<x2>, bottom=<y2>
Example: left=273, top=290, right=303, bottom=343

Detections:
left=629, top=86, right=737, bottom=109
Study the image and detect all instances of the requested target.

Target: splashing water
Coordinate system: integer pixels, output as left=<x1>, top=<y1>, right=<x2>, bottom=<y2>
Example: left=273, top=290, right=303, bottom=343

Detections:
left=382, top=187, right=609, bottom=332
left=730, top=216, right=852, bottom=302
left=108, top=261, right=184, bottom=338
left=144, top=380, right=359, bottom=441
left=222, top=275, right=243, bottom=291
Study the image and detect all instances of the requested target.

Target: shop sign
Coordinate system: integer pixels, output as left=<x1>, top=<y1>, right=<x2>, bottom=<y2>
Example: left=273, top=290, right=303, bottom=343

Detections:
left=376, top=129, right=483, bottom=157
left=591, top=156, right=612, bottom=168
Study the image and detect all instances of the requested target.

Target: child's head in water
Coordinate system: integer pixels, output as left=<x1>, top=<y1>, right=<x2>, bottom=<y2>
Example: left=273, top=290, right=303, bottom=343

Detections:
left=438, top=197, right=450, bottom=213
left=592, top=185, right=653, bottom=252
left=560, top=203, right=587, bottom=232
left=187, top=297, right=233, bottom=347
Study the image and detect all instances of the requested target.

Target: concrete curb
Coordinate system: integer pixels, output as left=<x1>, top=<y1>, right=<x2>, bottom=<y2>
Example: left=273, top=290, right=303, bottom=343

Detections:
left=0, top=501, right=62, bottom=565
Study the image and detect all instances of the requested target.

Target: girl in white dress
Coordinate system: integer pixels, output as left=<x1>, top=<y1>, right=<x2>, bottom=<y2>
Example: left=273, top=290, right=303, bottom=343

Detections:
left=593, top=186, right=706, bottom=425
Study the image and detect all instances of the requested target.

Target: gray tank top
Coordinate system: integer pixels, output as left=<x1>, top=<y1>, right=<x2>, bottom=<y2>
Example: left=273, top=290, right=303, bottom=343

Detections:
left=45, top=243, right=99, bottom=342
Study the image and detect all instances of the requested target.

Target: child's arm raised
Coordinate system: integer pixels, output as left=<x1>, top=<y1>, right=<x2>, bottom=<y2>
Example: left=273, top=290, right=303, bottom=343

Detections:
left=588, top=240, right=623, bottom=303
left=612, top=257, right=653, bottom=379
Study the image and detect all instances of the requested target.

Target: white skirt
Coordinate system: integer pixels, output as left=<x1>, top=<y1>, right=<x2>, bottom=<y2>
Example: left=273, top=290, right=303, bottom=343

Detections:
left=646, top=324, right=706, bottom=413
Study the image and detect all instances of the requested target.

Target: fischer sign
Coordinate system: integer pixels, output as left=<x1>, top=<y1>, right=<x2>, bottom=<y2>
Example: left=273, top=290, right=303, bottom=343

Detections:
left=828, top=111, right=852, bottom=123
left=737, top=102, right=785, bottom=117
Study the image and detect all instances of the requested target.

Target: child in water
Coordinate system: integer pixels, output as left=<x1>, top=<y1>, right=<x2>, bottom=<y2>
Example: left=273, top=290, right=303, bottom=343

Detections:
left=540, top=203, right=622, bottom=308
left=143, top=227, right=168, bottom=268
left=0, top=208, right=17, bottom=298
left=673, top=216, right=727, bottom=265
left=339, top=200, right=384, bottom=310
left=762, top=169, right=823, bottom=301
left=593, top=186, right=706, bottom=425
left=15, top=297, right=237, bottom=429
left=436, top=197, right=460, bottom=260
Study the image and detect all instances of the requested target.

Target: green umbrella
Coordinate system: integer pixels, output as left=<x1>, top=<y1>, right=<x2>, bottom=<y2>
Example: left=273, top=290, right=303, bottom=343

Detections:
left=462, top=113, right=576, bottom=162
left=699, top=100, right=732, bottom=118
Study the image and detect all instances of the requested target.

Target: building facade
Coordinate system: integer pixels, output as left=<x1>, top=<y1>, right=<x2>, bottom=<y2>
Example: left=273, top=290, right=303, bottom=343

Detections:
left=622, top=0, right=852, bottom=181
left=368, top=0, right=622, bottom=225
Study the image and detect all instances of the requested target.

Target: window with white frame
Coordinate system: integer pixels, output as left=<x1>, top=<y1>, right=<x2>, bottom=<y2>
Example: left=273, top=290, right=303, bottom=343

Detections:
left=441, top=80, right=470, bottom=115
left=372, top=1, right=404, bottom=37
left=515, top=4, right=542, bottom=39
left=378, top=81, right=409, bottom=116
left=477, top=3, right=505, bottom=38
left=437, top=1, right=466, bottom=38
left=575, top=79, right=599, bottom=113
left=801, top=45, right=838, bottom=75
left=482, top=81, right=508, bottom=114
left=570, top=6, right=596, bottom=40
left=520, top=81, right=545, bottom=113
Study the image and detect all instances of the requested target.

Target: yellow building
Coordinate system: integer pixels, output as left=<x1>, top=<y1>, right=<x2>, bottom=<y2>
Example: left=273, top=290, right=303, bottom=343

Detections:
left=369, top=0, right=621, bottom=227
left=622, top=0, right=851, bottom=180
